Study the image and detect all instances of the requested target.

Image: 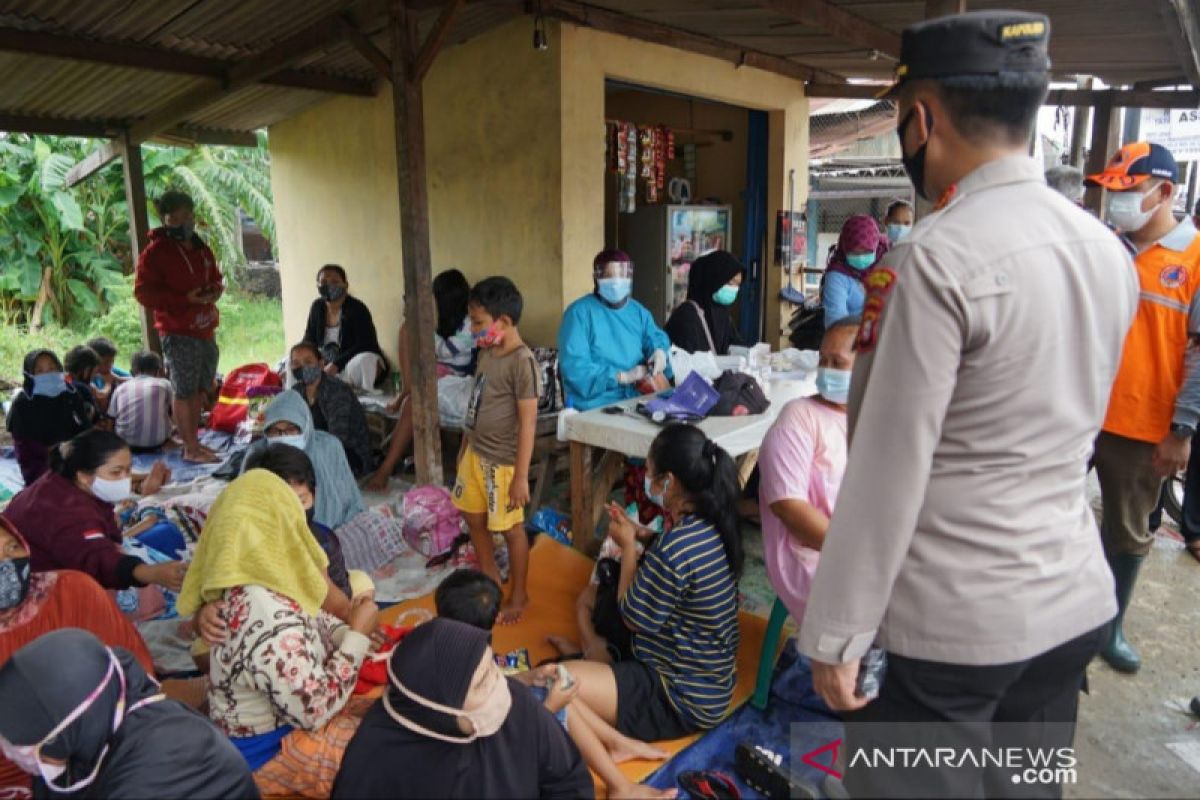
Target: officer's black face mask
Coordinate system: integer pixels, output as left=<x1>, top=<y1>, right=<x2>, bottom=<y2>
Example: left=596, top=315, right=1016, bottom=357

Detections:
left=897, top=105, right=932, bottom=201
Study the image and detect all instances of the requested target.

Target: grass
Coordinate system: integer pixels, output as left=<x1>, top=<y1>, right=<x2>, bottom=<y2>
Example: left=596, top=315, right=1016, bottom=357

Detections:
left=0, top=278, right=284, bottom=384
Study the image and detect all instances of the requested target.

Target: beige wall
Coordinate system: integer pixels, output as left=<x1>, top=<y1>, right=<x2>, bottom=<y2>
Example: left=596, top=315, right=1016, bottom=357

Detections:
left=270, top=19, right=563, bottom=355
left=270, top=18, right=809, bottom=353
left=558, top=24, right=809, bottom=344
left=270, top=90, right=404, bottom=360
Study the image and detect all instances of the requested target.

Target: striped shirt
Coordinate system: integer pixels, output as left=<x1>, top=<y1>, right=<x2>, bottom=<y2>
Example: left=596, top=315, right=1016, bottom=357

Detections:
left=619, top=514, right=739, bottom=729
left=108, top=376, right=174, bottom=448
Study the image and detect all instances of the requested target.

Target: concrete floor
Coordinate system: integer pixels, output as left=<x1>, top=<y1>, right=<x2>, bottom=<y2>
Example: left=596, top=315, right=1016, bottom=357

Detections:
left=1072, top=531, right=1200, bottom=797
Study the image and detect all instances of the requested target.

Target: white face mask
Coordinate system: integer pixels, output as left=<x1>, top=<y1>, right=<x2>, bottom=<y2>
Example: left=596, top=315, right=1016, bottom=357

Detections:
left=90, top=476, right=131, bottom=504
left=0, top=648, right=162, bottom=793
left=382, top=654, right=512, bottom=744
left=1106, top=184, right=1162, bottom=233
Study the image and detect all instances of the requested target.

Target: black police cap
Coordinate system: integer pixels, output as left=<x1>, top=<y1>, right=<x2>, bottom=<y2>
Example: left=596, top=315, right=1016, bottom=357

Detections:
left=879, top=10, right=1050, bottom=98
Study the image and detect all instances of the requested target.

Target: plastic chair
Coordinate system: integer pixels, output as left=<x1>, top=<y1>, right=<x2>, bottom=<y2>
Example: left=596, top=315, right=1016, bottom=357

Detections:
left=751, top=596, right=790, bottom=710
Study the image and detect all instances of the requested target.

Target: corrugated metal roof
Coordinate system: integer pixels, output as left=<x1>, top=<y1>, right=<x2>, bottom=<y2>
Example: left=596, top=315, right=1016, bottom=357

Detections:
left=0, top=0, right=1193, bottom=137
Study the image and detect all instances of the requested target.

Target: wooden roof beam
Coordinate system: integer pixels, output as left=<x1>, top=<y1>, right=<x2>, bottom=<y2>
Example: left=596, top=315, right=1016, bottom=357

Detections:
left=0, top=113, right=260, bottom=146
left=0, top=114, right=111, bottom=138
left=65, top=141, right=122, bottom=187
left=415, top=0, right=465, bottom=81
left=0, top=27, right=374, bottom=97
left=126, top=7, right=365, bottom=145
left=62, top=126, right=257, bottom=187
left=337, top=15, right=393, bottom=80
left=538, top=0, right=842, bottom=84
left=754, top=0, right=900, bottom=58
left=805, top=82, right=1200, bottom=108
left=1161, top=0, right=1200, bottom=89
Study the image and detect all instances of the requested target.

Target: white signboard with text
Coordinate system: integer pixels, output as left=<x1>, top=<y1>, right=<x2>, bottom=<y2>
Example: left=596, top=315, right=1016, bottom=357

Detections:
left=1142, top=108, right=1200, bottom=161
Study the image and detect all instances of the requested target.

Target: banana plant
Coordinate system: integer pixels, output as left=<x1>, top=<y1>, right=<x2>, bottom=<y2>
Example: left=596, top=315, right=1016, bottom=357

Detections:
left=0, top=131, right=275, bottom=328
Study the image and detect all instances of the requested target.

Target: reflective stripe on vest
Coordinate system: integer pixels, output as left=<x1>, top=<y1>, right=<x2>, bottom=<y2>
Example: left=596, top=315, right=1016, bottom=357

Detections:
left=1104, top=230, right=1200, bottom=442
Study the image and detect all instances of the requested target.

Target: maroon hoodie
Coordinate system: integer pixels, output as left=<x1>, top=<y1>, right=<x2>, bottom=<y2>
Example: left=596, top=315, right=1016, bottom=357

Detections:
left=2, top=471, right=144, bottom=590
left=133, top=228, right=222, bottom=339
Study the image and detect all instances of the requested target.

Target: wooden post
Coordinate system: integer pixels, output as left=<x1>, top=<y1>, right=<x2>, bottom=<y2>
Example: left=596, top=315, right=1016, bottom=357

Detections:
left=1068, top=77, right=1094, bottom=168
left=120, top=132, right=161, bottom=355
left=390, top=0, right=443, bottom=486
left=1083, top=100, right=1119, bottom=215
left=1187, top=161, right=1198, bottom=219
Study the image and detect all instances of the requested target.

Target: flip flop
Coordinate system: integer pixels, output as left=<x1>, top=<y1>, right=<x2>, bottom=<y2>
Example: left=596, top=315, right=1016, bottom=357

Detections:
left=678, top=770, right=740, bottom=800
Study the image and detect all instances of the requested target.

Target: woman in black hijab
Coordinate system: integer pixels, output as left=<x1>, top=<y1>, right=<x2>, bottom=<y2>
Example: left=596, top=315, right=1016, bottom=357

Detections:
left=0, top=628, right=257, bottom=799
left=333, top=618, right=593, bottom=799
left=664, top=250, right=746, bottom=355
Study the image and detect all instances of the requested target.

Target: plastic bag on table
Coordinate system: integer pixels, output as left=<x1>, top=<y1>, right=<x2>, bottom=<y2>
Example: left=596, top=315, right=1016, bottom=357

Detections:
left=669, top=346, right=722, bottom=386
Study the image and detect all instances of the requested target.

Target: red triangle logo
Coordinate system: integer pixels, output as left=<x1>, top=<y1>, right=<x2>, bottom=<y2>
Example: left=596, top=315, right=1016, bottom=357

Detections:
left=801, top=738, right=843, bottom=779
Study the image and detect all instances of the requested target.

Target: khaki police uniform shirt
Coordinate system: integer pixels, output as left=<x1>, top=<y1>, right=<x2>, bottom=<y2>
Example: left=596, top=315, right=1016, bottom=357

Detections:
left=797, top=155, right=1138, bottom=666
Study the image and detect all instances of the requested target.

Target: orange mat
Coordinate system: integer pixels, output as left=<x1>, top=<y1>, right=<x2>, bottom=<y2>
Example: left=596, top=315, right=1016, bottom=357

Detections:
left=381, top=536, right=775, bottom=788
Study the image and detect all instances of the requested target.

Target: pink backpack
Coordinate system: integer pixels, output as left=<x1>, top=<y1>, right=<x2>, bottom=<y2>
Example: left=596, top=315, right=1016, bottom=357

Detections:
left=402, top=486, right=463, bottom=557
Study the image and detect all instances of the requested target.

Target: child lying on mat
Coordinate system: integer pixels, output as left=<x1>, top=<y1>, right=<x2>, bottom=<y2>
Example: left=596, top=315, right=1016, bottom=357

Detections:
left=434, top=569, right=675, bottom=800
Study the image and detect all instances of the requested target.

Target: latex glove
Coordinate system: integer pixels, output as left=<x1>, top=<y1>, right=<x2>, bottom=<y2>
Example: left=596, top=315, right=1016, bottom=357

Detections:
left=648, top=349, right=668, bottom=377
left=617, top=365, right=648, bottom=385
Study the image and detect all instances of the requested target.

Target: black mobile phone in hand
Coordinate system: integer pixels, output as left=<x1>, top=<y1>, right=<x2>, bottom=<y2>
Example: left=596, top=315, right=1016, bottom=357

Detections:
left=855, top=647, right=887, bottom=700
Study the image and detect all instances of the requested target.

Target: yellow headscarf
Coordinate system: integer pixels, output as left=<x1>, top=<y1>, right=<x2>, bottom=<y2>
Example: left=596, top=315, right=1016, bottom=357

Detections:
left=177, top=469, right=329, bottom=617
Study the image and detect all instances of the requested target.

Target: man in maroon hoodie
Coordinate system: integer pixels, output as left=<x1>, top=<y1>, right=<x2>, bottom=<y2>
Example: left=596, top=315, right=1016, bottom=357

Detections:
left=134, top=191, right=223, bottom=463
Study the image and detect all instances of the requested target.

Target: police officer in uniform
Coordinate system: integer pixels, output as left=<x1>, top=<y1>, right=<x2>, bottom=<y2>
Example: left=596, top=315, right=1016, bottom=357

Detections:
left=796, top=12, right=1139, bottom=798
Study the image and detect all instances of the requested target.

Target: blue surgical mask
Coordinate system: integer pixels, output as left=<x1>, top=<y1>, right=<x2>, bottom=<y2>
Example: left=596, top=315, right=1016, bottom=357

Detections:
left=27, top=371, right=68, bottom=398
left=816, top=367, right=852, bottom=405
left=597, top=278, right=632, bottom=306
left=270, top=433, right=307, bottom=450
left=712, top=285, right=740, bottom=306
left=643, top=474, right=670, bottom=508
left=845, top=253, right=876, bottom=271
left=886, top=223, right=911, bottom=243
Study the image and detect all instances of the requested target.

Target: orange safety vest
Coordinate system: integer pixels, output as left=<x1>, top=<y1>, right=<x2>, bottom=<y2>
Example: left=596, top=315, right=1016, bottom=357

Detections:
left=1104, top=230, right=1200, bottom=443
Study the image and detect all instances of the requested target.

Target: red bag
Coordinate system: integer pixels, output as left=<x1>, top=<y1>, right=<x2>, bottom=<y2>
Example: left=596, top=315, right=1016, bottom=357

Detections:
left=209, top=363, right=282, bottom=433
left=354, top=625, right=413, bottom=694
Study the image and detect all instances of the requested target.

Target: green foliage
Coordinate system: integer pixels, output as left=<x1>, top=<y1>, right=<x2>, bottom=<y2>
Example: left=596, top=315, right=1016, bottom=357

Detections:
left=1, top=279, right=284, bottom=381
left=0, top=132, right=275, bottom=327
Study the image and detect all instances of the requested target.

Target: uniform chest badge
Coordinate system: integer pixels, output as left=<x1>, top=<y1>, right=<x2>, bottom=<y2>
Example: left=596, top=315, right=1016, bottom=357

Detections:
left=857, top=267, right=898, bottom=352
left=1161, top=264, right=1187, bottom=289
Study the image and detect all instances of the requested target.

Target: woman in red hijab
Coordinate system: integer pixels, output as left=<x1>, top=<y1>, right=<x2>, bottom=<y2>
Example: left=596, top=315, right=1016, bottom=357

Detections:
left=821, top=214, right=889, bottom=328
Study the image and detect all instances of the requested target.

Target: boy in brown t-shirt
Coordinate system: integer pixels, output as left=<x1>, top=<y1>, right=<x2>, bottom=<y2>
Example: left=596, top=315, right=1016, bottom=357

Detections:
left=452, top=276, right=541, bottom=623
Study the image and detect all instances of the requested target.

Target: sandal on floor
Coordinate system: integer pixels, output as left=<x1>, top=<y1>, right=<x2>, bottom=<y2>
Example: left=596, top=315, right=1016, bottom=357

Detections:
left=735, top=743, right=819, bottom=800
left=678, top=770, right=740, bottom=800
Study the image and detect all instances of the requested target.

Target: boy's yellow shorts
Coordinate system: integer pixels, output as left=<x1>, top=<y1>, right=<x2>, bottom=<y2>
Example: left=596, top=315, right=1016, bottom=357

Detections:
left=452, top=444, right=525, bottom=532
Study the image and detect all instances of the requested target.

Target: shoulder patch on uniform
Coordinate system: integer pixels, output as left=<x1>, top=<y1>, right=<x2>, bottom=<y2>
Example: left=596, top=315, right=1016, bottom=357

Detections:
left=81, top=529, right=107, bottom=541
left=1161, top=264, right=1187, bottom=289
left=933, top=184, right=958, bottom=212
left=856, top=267, right=898, bottom=352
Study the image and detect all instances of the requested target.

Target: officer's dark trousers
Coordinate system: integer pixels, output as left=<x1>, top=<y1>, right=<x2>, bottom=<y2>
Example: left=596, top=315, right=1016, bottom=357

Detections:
left=842, top=623, right=1109, bottom=800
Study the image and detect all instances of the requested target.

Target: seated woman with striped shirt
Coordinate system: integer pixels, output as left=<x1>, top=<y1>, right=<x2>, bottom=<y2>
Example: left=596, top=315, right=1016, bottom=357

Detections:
left=558, top=425, right=742, bottom=773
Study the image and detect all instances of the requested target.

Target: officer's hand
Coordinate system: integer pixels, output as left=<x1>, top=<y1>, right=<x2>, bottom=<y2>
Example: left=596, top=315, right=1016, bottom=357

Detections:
left=1152, top=434, right=1191, bottom=477
left=812, top=658, right=872, bottom=712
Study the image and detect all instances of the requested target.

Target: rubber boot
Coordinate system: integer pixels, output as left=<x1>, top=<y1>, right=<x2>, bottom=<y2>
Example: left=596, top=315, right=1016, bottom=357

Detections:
left=1100, top=553, right=1145, bottom=674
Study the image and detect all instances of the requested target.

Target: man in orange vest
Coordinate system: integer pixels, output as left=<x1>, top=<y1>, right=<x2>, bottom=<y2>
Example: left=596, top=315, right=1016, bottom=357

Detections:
left=1088, top=142, right=1200, bottom=674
